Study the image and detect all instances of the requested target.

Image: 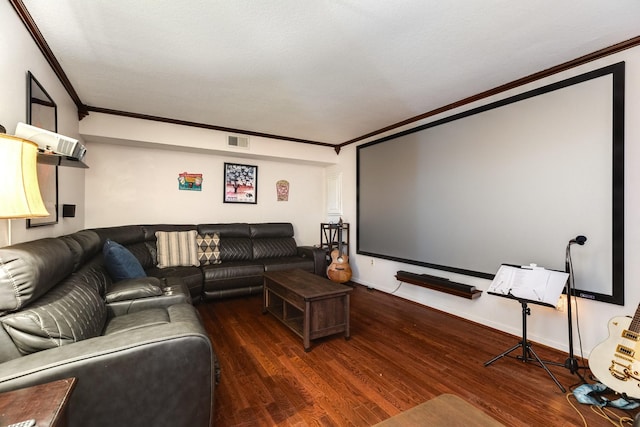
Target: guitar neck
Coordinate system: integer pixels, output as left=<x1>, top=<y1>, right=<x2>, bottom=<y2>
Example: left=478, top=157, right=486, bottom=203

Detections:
left=630, top=304, right=640, bottom=333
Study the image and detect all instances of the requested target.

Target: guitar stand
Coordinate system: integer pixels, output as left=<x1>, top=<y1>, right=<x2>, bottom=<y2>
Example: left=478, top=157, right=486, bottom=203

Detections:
left=484, top=299, right=566, bottom=393
left=564, top=356, right=590, bottom=390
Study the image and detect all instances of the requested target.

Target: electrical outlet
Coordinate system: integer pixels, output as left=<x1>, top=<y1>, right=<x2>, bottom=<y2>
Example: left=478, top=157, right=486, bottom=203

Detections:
left=370, top=259, right=374, bottom=266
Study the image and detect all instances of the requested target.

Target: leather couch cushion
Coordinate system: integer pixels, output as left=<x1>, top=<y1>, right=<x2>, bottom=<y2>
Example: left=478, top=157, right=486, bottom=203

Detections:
left=92, top=225, right=146, bottom=246
left=197, top=223, right=250, bottom=238
left=59, top=230, right=102, bottom=271
left=103, top=239, right=147, bottom=281
left=73, top=256, right=112, bottom=296
left=202, top=261, right=264, bottom=282
left=252, top=237, right=297, bottom=259
left=196, top=224, right=253, bottom=261
left=103, top=307, right=170, bottom=335
left=0, top=238, right=75, bottom=313
left=202, top=261, right=264, bottom=299
left=105, top=277, right=163, bottom=303
left=262, top=257, right=315, bottom=272
left=249, top=222, right=294, bottom=238
left=126, top=242, right=156, bottom=269
left=142, top=224, right=198, bottom=241
left=0, top=278, right=106, bottom=355
left=156, top=230, right=200, bottom=268
left=219, top=237, right=253, bottom=261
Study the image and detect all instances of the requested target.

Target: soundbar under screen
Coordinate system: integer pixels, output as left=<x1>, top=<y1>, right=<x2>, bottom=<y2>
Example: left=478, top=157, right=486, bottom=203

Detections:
left=357, top=63, right=624, bottom=304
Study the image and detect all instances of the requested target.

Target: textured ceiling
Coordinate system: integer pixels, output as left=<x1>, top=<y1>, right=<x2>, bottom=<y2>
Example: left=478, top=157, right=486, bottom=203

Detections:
left=20, top=0, right=640, bottom=145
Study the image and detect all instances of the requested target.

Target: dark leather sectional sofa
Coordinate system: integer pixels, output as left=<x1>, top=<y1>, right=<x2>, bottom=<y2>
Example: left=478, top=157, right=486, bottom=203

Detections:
left=0, top=222, right=325, bottom=427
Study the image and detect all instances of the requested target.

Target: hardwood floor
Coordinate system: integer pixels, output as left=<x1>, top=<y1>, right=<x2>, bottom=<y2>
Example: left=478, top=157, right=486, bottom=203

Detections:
left=197, top=284, right=637, bottom=426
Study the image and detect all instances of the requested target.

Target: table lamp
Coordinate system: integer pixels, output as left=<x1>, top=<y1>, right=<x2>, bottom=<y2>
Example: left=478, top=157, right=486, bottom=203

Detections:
left=0, top=133, right=49, bottom=247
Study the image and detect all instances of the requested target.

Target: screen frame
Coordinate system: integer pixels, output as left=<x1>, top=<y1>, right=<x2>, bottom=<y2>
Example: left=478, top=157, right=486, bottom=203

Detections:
left=357, top=62, right=625, bottom=305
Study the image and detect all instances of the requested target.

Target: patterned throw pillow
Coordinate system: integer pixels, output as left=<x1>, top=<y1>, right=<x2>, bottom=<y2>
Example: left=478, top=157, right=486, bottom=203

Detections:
left=196, top=233, right=222, bottom=265
left=155, top=230, right=200, bottom=268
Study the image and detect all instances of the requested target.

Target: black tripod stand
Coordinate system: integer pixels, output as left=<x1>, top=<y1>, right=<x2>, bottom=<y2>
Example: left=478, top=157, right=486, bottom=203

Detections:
left=485, top=297, right=566, bottom=393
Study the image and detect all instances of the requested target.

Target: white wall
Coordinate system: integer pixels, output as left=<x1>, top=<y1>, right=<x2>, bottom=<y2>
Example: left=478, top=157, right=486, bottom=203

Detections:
left=79, top=113, right=337, bottom=166
left=5, top=0, right=639, bottom=358
left=0, top=2, right=85, bottom=246
left=82, top=130, right=330, bottom=246
left=337, top=45, right=640, bottom=358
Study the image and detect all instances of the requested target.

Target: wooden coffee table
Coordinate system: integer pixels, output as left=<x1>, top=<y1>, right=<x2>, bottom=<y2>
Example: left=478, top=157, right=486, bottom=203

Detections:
left=263, top=269, right=352, bottom=351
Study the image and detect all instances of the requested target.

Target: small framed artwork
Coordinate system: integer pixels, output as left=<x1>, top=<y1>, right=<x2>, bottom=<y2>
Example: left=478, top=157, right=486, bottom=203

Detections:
left=178, top=172, right=203, bottom=191
left=276, top=179, right=289, bottom=201
left=224, top=162, right=258, bottom=204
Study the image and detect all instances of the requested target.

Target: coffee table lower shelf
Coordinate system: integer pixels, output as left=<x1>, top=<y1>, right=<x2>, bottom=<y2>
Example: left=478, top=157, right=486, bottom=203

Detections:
left=265, top=303, right=305, bottom=338
left=263, top=270, right=352, bottom=352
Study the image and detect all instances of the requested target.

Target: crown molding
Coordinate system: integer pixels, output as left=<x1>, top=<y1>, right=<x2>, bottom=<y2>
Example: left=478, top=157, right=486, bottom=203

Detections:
left=85, top=106, right=334, bottom=147
left=10, top=1, right=639, bottom=152
left=9, top=0, right=89, bottom=120
left=339, top=35, right=640, bottom=149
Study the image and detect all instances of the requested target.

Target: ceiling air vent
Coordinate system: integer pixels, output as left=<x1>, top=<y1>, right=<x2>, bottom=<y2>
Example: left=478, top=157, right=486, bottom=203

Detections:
left=227, top=135, right=249, bottom=149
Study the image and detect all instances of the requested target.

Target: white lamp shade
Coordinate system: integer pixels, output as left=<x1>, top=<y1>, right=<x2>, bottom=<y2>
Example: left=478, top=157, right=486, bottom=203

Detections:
left=0, top=134, right=49, bottom=219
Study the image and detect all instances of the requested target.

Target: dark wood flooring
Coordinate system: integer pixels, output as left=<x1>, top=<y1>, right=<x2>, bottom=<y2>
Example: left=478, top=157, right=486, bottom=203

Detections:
left=197, top=284, right=638, bottom=426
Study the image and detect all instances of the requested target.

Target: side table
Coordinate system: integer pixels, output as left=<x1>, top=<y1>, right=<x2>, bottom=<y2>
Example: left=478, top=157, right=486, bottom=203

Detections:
left=0, top=378, right=76, bottom=427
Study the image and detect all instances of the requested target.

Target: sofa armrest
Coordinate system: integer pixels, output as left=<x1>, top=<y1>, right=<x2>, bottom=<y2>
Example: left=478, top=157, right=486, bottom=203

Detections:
left=297, top=246, right=327, bottom=276
left=105, top=277, right=163, bottom=303
left=106, top=280, right=192, bottom=318
left=0, top=304, right=215, bottom=427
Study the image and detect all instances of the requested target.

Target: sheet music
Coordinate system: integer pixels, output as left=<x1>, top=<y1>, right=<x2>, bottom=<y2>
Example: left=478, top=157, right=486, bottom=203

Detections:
left=488, top=264, right=569, bottom=306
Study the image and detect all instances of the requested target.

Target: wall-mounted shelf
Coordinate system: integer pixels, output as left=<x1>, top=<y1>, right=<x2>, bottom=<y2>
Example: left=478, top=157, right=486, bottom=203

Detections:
left=396, top=270, right=482, bottom=299
left=38, top=152, right=88, bottom=169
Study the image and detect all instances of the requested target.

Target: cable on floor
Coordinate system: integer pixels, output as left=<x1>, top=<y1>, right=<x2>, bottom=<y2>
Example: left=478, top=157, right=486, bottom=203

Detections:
left=566, top=392, right=635, bottom=427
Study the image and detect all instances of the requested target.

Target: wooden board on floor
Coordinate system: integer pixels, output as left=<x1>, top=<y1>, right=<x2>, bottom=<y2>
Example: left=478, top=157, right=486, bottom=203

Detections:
left=373, top=394, right=505, bottom=427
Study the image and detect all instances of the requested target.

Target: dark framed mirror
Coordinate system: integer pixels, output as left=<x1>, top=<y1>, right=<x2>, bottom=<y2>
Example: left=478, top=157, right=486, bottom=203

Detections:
left=27, top=71, right=57, bottom=132
left=26, top=71, right=58, bottom=227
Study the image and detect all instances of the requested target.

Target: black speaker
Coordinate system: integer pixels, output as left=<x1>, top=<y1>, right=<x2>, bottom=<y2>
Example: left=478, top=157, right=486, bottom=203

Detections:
left=62, top=204, right=76, bottom=218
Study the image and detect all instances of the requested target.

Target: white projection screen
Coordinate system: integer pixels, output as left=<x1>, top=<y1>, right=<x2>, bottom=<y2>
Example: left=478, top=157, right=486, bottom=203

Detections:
left=357, top=62, right=625, bottom=305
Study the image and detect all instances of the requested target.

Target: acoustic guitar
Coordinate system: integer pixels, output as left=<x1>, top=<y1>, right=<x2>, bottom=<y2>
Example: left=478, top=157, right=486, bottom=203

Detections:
left=326, top=225, right=352, bottom=284
left=589, top=303, right=640, bottom=398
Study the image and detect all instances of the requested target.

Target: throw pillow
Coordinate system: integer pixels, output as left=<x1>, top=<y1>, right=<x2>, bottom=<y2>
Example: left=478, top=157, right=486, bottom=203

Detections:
left=196, top=232, right=222, bottom=265
left=103, top=239, right=147, bottom=282
left=156, top=230, right=200, bottom=268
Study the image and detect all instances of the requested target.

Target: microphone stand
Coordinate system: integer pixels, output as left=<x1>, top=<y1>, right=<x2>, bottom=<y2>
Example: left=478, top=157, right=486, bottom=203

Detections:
left=564, top=238, right=588, bottom=384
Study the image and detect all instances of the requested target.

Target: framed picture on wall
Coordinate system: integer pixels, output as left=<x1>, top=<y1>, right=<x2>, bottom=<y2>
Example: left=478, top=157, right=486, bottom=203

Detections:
left=223, top=163, right=258, bottom=204
left=26, top=71, right=59, bottom=227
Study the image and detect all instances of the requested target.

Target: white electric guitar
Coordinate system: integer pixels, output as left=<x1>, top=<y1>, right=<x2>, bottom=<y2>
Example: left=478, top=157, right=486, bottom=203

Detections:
left=589, top=304, right=640, bottom=398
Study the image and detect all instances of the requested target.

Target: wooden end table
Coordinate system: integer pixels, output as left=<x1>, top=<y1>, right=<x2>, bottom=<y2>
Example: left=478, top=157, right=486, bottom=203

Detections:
left=0, top=378, right=76, bottom=427
left=263, top=269, right=352, bottom=351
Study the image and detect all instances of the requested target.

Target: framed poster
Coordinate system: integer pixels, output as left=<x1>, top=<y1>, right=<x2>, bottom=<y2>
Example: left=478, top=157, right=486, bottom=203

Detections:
left=224, top=163, right=258, bottom=204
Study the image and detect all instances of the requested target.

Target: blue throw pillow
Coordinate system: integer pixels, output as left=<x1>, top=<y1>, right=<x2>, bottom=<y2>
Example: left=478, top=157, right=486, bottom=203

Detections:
left=103, top=239, right=146, bottom=282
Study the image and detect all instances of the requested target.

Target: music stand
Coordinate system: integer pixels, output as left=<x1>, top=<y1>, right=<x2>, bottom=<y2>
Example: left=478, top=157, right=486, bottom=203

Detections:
left=484, top=264, right=569, bottom=393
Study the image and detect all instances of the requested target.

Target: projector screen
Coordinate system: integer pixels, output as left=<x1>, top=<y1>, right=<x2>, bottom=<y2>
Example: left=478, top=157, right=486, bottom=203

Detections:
left=357, top=62, right=625, bottom=305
